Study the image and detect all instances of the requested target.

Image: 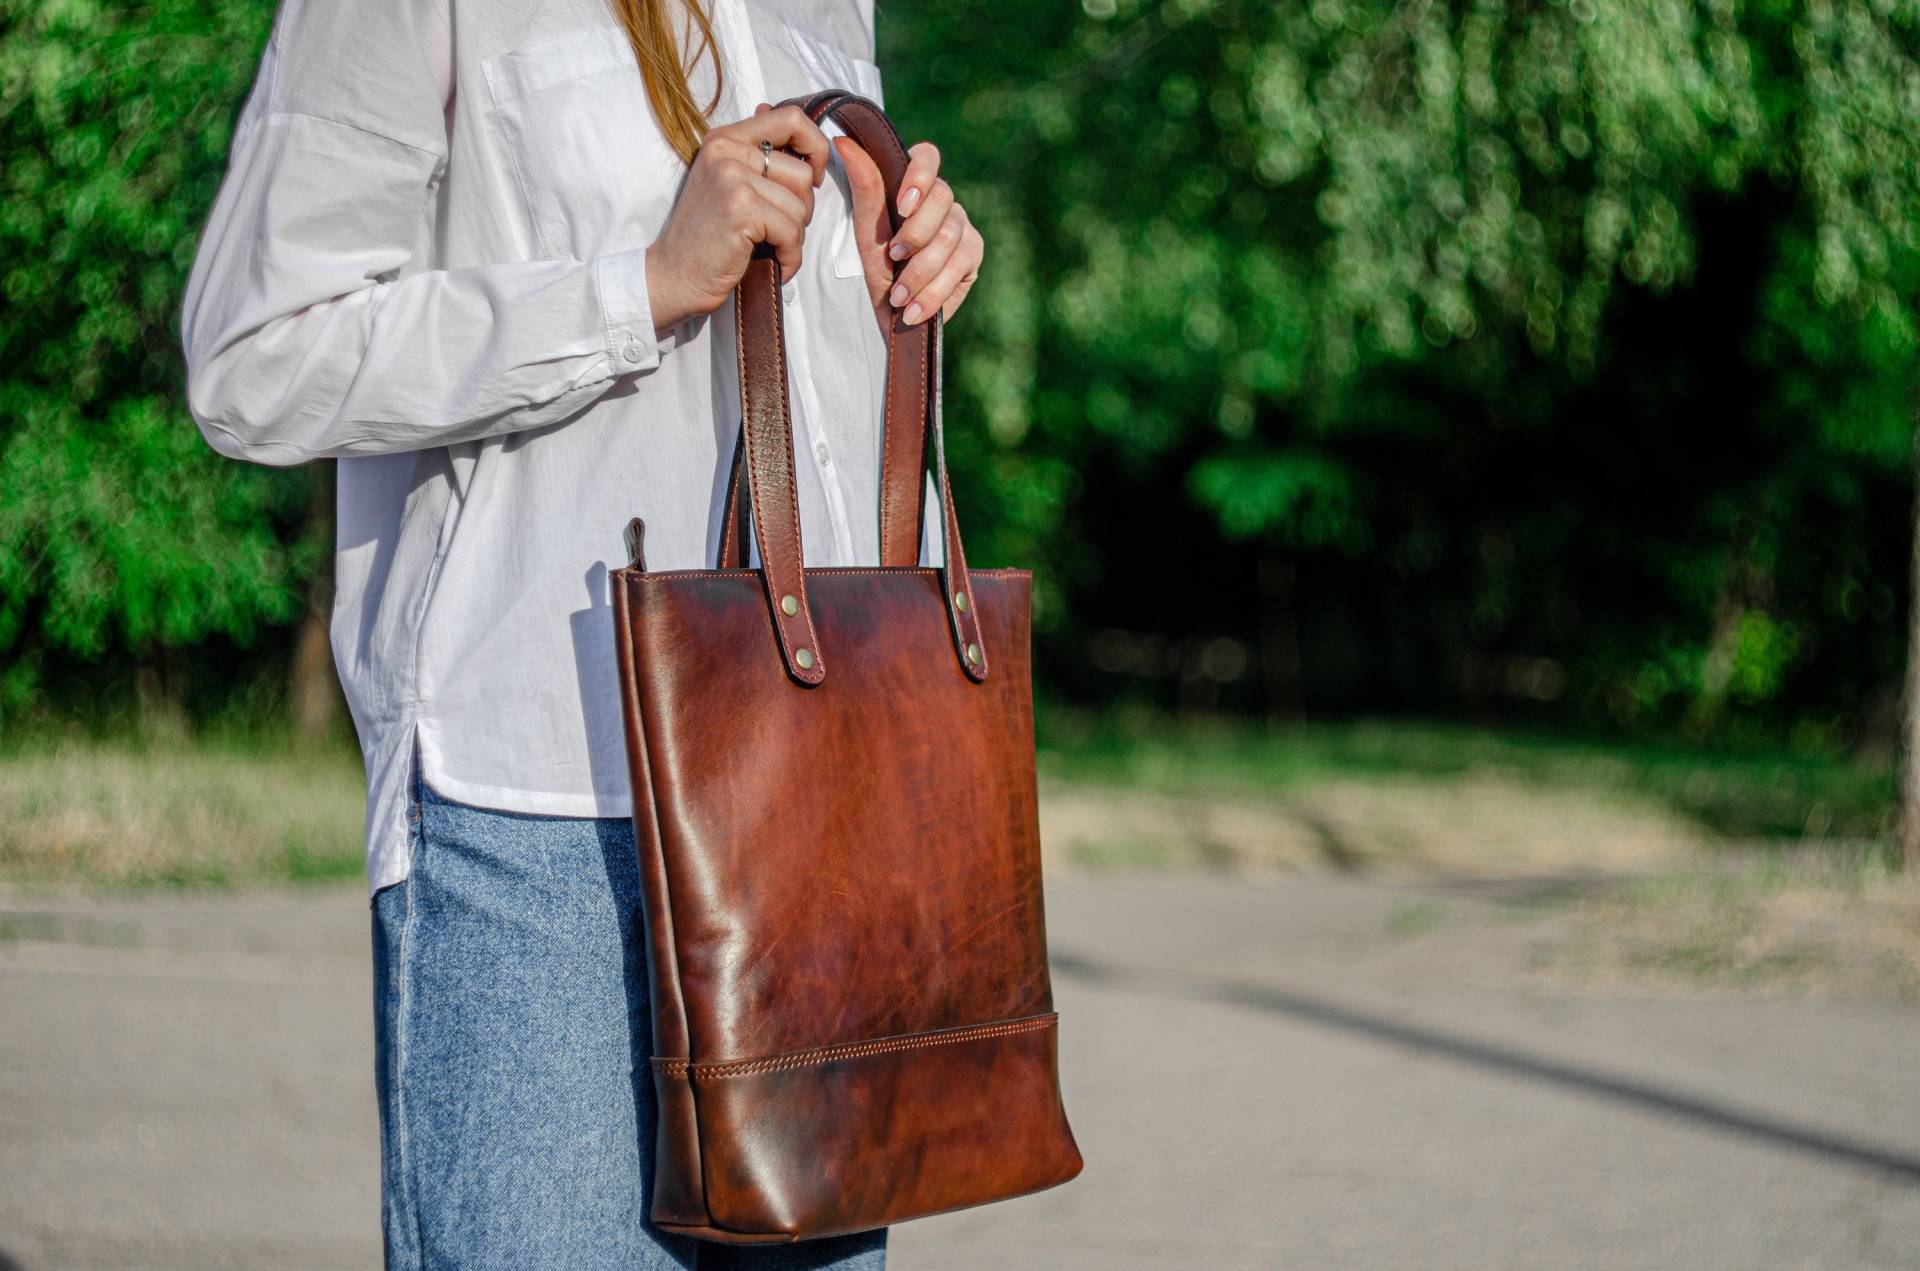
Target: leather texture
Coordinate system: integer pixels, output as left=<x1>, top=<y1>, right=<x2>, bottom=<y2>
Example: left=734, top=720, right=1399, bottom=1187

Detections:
left=611, top=93, right=1081, bottom=1242
left=719, top=92, right=928, bottom=572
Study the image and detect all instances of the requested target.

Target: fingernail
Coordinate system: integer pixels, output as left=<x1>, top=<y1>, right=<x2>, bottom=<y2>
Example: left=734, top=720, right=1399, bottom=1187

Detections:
left=899, top=187, right=920, bottom=216
left=889, top=241, right=909, bottom=261
left=889, top=283, right=908, bottom=307
left=903, top=302, right=923, bottom=325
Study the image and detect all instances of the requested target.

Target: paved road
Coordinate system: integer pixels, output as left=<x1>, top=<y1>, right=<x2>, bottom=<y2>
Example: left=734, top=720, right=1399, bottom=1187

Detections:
left=3, top=876, right=1917, bottom=1269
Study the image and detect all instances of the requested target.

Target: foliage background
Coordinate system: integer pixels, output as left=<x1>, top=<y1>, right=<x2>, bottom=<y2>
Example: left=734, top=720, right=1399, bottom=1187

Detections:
left=3, top=0, right=1918, bottom=760
left=891, top=0, right=1920, bottom=752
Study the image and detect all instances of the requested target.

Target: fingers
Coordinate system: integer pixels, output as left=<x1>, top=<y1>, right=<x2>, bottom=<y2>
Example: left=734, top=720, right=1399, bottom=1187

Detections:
left=737, top=102, right=830, bottom=187
left=739, top=180, right=810, bottom=283
left=887, top=174, right=953, bottom=263
left=702, top=136, right=812, bottom=281
left=696, top=116, right=820, bottom=277
left=830, top=135, right=895, bottom=312
left=701, top=135, right=817, bottom=223
left=704, top=116, right=977, bottom=317
left=832, top=134, right=887, bottom=234
left=741, top=166, right=809, bottom=239
left=871, top=140, right=983, bottom=327
left=895, top=140, right=940, bottom=218
left=753, top=145, right=819, bottom=221
left=746, top=194, right=805, bottom=282
left=889, top=206, right=981, bottom=325
left=937, top=222, right=985, bottom=321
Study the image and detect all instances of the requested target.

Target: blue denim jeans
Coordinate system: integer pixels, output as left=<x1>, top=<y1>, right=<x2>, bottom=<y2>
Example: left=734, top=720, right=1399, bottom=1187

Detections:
left=371, top=767, right=888, bottom=1270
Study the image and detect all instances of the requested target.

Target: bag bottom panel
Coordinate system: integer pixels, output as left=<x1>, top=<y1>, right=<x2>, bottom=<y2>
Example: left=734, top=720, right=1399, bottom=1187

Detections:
left=653, top=1013, right=1083, bottom=1242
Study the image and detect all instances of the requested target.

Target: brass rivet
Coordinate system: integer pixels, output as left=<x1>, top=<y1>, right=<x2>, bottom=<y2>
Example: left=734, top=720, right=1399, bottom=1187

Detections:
left=780, top=593, right=799, bottom=616
left=795, top=647, right=815, bottom=670
left=954, top=592, right=969, bottom=613
left=965, top=642, right=981, bottom=666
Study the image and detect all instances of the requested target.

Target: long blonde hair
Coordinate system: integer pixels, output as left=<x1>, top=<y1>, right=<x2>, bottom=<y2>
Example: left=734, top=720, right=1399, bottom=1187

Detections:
left=607, top=0, right=722, bottom=163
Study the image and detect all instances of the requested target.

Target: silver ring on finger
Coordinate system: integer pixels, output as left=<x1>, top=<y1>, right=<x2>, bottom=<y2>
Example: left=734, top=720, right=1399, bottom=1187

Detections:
left=759, top=139, right=773, bottom=177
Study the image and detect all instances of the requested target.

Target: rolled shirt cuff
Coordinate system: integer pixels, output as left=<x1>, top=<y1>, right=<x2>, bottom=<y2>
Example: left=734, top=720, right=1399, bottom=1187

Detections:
left=592, top=246, right=672, bottom=373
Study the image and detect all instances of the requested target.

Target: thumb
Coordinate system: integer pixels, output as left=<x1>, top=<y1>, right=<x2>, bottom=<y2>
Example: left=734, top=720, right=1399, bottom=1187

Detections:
left=834, top=135, right=895, bottom=314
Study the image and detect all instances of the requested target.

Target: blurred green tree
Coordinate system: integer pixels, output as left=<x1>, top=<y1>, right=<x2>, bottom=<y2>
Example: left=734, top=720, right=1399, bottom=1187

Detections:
left=884, top=0, right=1920, bottom=745
left=0, top=0, right=322, bottom=727
left=3, top=0, right=1919, bottom=776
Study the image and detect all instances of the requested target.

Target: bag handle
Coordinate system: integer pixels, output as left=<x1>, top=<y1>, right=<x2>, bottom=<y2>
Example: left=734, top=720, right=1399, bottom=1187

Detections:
left=718, top=91, right=927, bottom=571
left=725, top=92, right=987, bottom=687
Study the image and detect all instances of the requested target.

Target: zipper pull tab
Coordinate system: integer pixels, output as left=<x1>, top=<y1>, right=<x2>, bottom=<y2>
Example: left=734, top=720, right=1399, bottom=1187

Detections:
left=624, top=517, right=648, bottom=571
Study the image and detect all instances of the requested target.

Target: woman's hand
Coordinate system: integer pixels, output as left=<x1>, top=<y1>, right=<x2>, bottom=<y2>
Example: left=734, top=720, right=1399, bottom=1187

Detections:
left=837, top=137, right=983, bottom=334
left=645, top=105, right=832, bottom=333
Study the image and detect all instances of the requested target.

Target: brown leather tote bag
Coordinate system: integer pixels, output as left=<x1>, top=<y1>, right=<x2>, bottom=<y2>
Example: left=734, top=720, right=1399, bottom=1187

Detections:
left=610, top=91, right=1083, bottom=1244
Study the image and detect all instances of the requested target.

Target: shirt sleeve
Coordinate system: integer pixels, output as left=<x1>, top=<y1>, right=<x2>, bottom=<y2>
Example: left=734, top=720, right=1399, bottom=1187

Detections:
left=179, top=0, right=669, bottom=467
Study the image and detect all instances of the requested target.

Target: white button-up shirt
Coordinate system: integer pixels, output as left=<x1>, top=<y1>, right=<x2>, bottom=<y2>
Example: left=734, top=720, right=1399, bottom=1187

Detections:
left=181, top=0, right=920, bottom=893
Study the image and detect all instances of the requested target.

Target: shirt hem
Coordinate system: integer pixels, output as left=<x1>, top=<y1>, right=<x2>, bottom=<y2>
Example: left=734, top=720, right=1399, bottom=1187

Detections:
left=415, top=766, right=635, bottom=822
left=360, top=715, right=636, bottom=896
left=415, top=716, right=633, bottom=820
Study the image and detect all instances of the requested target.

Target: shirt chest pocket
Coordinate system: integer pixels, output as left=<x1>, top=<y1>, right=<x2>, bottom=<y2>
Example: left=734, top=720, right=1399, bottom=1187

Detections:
left=482, top=27, right=685, bottom=262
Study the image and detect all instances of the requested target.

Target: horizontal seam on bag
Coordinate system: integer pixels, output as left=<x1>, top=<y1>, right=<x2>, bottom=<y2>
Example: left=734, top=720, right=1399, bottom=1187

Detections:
left=653, top=1013, right=1057, bottom=1081
left=621, top=566, right=1030, bottom=582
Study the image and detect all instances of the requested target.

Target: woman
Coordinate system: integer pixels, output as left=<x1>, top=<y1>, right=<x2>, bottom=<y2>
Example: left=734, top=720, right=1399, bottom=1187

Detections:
left=179, top=0, right=982, bottom=1263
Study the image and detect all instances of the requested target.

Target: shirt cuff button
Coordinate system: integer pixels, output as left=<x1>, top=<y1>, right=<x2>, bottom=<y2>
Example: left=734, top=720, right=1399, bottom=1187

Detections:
left=622, top=338, right=646, bottom=364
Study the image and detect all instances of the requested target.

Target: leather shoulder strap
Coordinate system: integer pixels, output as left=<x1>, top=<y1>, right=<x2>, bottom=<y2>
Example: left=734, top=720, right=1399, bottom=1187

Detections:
left=728, top=94, right=987, bottom=686
left=718, top=91, right=929, bottom=570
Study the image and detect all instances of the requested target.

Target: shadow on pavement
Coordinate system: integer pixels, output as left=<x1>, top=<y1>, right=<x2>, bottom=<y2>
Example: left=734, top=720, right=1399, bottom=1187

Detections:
left=1051, top=949, right=1920, bottom=1185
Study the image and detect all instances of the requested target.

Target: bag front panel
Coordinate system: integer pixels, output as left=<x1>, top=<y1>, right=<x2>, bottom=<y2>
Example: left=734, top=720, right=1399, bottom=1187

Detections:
left=620, top=566, right=1054, bottom=1064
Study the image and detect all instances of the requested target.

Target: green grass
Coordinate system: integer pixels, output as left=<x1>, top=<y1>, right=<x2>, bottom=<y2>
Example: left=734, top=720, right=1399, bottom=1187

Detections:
left=0, top=733, right=365, bottom=888
left=0, top=711, right=1900, bottom=889
left=1037, top=709, right=1897, bottom=849
left=1507, top=848, right=1920, bottom=998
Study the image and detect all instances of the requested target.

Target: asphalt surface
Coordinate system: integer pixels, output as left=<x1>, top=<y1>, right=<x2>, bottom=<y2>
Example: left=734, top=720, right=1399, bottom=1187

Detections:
left=3, top=876, right=1917, bottom=1269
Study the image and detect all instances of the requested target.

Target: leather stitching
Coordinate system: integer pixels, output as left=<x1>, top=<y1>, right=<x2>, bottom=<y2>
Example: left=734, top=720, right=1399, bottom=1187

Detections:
left=879, top=324, right=901, bottom=559
left=653, top=1014, right=1057, bottom=1081
left=925, top=318, right=987, bottom=681
left=861, top=97, right=922, bottom=573
left=723, top=98, right=917, bottom=575
left=762, top=263, right=825, bottom=677
left=734, top=96, right=974, bottom=683
left=945, top=469, right=983, bottom=682
left=827, top=93, right=918, bottom=570
left=735, top=263, right=824, bottom=681
left=733, top=277, right=787, bottom=664
left=619, top=567, right=1028, bottom=582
